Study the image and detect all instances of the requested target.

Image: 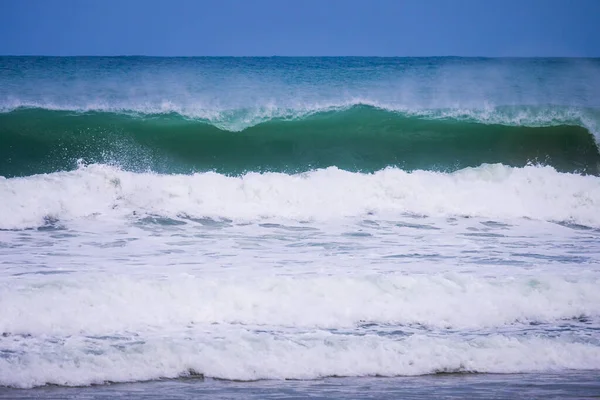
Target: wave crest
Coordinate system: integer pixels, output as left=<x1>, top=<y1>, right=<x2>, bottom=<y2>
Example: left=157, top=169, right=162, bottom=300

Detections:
left=2, top=102, right=599, bottom=133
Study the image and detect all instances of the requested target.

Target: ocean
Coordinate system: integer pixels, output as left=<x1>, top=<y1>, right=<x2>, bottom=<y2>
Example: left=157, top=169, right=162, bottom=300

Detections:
left=0, top=56, right=599, bottom=399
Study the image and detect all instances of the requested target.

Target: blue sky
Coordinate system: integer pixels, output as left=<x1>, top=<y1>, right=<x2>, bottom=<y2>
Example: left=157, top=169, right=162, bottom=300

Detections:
left=1, top=0, right=599, bottom=56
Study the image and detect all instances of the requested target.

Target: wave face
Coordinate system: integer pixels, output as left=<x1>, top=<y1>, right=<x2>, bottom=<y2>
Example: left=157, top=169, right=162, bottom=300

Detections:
left=1, top=106, right=599, bottom=177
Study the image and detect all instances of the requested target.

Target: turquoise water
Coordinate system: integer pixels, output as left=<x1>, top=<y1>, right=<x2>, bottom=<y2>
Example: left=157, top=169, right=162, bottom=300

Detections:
left=1, top=57, right=600, bottom=398
left=1, top=106, right=599, bottom=177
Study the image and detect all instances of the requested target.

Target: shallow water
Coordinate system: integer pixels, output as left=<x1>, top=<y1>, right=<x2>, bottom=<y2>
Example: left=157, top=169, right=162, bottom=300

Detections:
left=2, top=373, right=600, bottom=400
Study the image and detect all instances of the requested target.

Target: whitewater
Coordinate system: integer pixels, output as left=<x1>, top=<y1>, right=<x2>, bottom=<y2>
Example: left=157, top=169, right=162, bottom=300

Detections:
left=1, top=57, right=600, bottom=398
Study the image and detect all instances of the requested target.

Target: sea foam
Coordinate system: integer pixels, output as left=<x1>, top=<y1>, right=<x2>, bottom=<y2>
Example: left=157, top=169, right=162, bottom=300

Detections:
left=2, top=331, right=599, bottom=388
left=1, top=163, right=599, bottom=230
left=2, top=273, right=599, bottom=335
left=1, top=272, right=600, bottom=388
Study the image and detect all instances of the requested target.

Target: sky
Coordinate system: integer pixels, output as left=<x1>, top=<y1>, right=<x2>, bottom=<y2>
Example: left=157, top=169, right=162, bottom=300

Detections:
left=1, top=0, right=599, bottom=57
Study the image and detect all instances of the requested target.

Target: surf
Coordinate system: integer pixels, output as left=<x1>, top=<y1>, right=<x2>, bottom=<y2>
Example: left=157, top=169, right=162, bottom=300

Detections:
left=2, top=163, right=599, bottom=230
left=1, top=271, right=600, bottom=388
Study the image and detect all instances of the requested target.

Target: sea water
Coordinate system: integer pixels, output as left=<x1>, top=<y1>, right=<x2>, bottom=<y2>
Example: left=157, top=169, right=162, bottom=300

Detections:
left=0, top=57, right=599, bottom=398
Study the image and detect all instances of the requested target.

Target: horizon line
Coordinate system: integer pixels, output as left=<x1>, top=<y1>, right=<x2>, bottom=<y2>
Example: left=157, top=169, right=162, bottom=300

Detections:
left=1, top=54, right=599, bottom=59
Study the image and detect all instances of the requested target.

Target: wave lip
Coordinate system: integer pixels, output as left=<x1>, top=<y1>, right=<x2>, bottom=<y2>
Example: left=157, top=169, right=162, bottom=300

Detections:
left=1, top=102, right=599, bottom=132
left=1, top=105, right=599, bottom=177
left=1, top=163, right=600, bottom=230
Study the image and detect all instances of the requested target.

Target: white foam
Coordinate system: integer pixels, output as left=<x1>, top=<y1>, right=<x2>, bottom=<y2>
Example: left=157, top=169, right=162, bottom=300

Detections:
left=1, top=331, right=599, bottom=388
left=1, top=273, right=599, bottom=335
left=1, top=164, right=599, bottom=230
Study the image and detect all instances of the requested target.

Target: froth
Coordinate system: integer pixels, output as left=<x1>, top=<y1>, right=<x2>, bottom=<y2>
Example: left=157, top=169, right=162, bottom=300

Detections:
left=2, top=332, right=599, bottom=388
left=2, top=273, right=599, bottom=335
left=1, top=164, right=599, bottom=229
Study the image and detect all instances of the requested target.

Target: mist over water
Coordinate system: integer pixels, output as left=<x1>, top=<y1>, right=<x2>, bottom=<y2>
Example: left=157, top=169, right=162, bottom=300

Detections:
left=2, top=57, right=600, bottom=116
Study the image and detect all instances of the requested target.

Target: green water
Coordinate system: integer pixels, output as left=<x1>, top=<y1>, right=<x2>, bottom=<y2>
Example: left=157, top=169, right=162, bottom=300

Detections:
left=1, top=106, right=598, bottom=177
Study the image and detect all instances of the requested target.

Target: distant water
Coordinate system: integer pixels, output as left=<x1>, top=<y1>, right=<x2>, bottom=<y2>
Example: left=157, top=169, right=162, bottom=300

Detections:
left=1, top=57, right=600, bottom=398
